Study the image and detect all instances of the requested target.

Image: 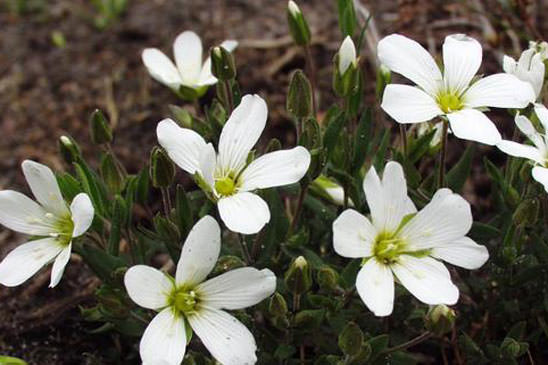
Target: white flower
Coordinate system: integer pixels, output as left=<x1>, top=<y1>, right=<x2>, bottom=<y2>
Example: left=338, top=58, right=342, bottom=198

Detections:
left=503, top=48, right=545, bottom=100
left=378, top=33, right=535, bottom=146
left=157, top=94, right=311, bottom=234
left=311, top=175, right=352, bottom=207
left=338, top=36, right=357, bottom=74
left=497, top=104, right=548, bottom=192
left=529, top=41, right=548, bottom=61
left=0, top=160, right=94, bottom=288
left=124, top=215, right=276, bottom=365
left=332, top=161, right=489, bottom=316
left=142, top=30, right=238, bottom=95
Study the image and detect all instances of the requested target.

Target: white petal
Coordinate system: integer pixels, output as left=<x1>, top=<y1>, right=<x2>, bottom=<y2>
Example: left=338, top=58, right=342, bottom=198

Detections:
left=218, top=94, right=267, bottom=174
left=442, top=34, right=482, bottom=95
left=142, top=48, right=182, bottom=89
left=377, top=34, right=442, bottom=96
left=447, top=109, right=501, bottom=145
left=381, top=84, right=442, bottom=124
left=356, top=259, right=394, bottom=316
left=197, top=40, right=238, bottom=86
left=0, top=238, right=62, bottom=287
left=392, top=255, right=459, bottom=305
left=238, top=147, right=311, bottom=191
left=173, top=31, right=202, bottom=84
left=502, top=55, right=517, bottom=74
left=199, top=143, right=217, bottom=191
left=188, top=307, right=257, bottom=365
left=463, top=73, right=535, bottom=109
left=399, top=189, right=472, bottom=250
left=534, top=103, right=548, bottom=132
left=70, top=193, right=94, bottom=237
left=339, top=36, right=356, bottom=74
left=218, top=192, right=270, bottom=234
left=431, top=237, right=489, bottom=269
left=513, top=115, right=546, bottom=151
left=124, top=265, right=172, bottom=310
left=363, top=161, right=416, bottom=233
left=49, top=242, right=72, bottom=288
left=532, top=166, right=548, bottom=192
left=197, top=267, right=276, bottom=310
left=157, top=118, right=208, bottom=175
left=332, top=209, right=376, bottom=258
left=22, top=160, right=69, bottom=217
left=497, top=140, right=543, bottom=163
left=140, top=308, right=186, bottom=365
left=0, top=190, right=54, bottom=235
left=175, top=215, right=221, bottom=287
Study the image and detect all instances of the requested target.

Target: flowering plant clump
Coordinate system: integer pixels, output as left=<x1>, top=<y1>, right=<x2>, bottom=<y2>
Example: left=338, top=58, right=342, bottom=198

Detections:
left=3, top=1, right=548, bottom=363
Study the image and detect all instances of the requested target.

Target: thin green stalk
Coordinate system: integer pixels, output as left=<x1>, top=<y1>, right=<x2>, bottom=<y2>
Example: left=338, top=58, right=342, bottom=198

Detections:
left=289, top=184, right=309, bottom=235
left=380, top=332, right=432, bottom=354
left=238, top=234, right=252, bottom=265
left=303, top=44, right=317, bottom=116
left=438, top=120, right=449, bottom=188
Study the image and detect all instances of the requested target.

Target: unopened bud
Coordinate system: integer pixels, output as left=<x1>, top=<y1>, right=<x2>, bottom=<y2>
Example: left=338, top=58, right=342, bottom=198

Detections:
left=287, top=1, right=311, bottom=46
left=213, top=255, right=245, bottom=275
left=268, top=292, right=288, bottom=317
left=150, top=147, right=175, bottom=188
left=425, top=305, right=456, bottom=336
left=375, top=64, right=391, bottom=98
left=90, top=109, right=113, bottom=145
left=501, top=337, right=525, bottom=358
left=338, top=322, right=364, bottom=356
left=333, top=37, right=359, bottom=97
left=513, top=198, right=540, bottom=227
left=317, top=266, right=339, bottom=291
left=287, top=70, right=313, bottom=118
left=59, top=135, right=81, bottom=164
left=211, top=46, right=236, bottom=81
left=284, top=256, right=312, bottom=294
left=100, top=152, right=127, bottom=194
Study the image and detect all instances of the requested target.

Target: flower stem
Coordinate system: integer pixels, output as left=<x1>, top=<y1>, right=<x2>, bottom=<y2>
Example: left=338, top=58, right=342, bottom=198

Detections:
left=438, top=120, right=449, bottom=188
left=238, top=234, right=252, bottom=264
left=223, top=79, right=234, bottom=114
left=160, top=187, right=172, bottom=218
left=303, top=44, right=317, bottom=116
left=380, top=331, right=432, bottom=354
left=289, top=183, right=309, bottom=235
left=400, top=124, right=408, bottom=156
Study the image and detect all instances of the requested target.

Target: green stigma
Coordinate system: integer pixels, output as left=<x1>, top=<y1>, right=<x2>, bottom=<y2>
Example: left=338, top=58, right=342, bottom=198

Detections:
left=215, top=176, right=237, bottom=196
left=437, top=92, right=463, bottom=113
left=372, top=231, right=407, bottom=264
left=172, top=289, right=198, bottom=314
left=53, top=214, right=74, bottom=247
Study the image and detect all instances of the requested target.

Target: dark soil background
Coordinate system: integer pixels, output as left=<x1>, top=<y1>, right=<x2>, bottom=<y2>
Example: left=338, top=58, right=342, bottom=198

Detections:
left=0, top=0, right=547, bottom=363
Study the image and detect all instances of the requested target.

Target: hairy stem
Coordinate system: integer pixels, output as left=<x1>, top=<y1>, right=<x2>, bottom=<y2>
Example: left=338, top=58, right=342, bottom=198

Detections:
left=438, top=120, right=449, bottom=188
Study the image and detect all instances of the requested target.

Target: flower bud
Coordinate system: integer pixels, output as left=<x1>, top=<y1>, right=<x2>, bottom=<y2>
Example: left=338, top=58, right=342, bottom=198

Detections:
left=287, top=70, right=313, bottom=118
left=212, top=255, right=245, bottom=275
left=100, top=152, right=127, bottom=194
left=501, top=337, right=526, bottom=358
left=268, top=292, right=288, bottom=317
left=333, top=37, right=359, bottom=97
left=294, top=308, right=325, bottom=328
left=284, top=256, right=312, bottom=294
left=90, top=109, right=113, bottom=145
left=59, top=135, right=81, bottom=164
left=265, top=138, right=282, bottom=153
left=169, top=104, right=194, bottom=129
left=211, top=46, right=236, bottom=81
left=338, top=322, right=364, bottom=356
left=150, top=147, right=175, bottom=188
left=375, top=64, right=391, bottom=98
left=287, top=1, right=311, bottom=46
left=317, top=266, right=339, bottom=291
left=425, top=305, right=456, bottom=336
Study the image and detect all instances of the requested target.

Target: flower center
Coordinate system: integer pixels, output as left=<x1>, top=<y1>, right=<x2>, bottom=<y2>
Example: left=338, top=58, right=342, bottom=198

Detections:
left=171, top=288, right=199, bottom=315
left=53, top=214, right=74, bottom=246
left=214, top=176, right=237, bottom=196
left=437, top=92, right=463, bottom=113
left=372, top=231, right=407, bottom=264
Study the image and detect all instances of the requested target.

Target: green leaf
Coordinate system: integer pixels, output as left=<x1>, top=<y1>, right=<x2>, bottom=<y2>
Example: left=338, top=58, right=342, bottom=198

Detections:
left=76, top=243, right=127, bottom=284
left=107, top=195, right=126, bottom=256
left=352, top=108, right=372, bottom=173
left=56, top=172, right=82, bottom=202
left=0, top=356, right=28, bottom=365
left=340, top=259, right=361, bottom=289
left=337, top=0, right=356, bottom=36
left=447, top=144, right=475, bottom=193
left=175, top=185, right=194, bottom=237
left=323, top=106, right=345, bottom=156
left=74, top=161, right=108, bottom=216
left=407, top=128, right=436, bottom=163
left=373, top=128, right=391, bottom=172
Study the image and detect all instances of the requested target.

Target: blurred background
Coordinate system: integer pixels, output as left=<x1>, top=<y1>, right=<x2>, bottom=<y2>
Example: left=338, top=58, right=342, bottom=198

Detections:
left=0, top=0, right=547, bottom=363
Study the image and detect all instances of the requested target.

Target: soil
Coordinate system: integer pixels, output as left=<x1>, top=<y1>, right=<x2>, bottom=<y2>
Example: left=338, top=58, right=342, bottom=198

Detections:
left=0, top=0, right=546, bottom=363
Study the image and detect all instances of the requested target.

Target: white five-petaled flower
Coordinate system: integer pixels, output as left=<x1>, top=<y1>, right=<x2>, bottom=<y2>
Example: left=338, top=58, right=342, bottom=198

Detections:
left=503, top=48, right=545, bottom=100
left=338, top=36, right=357, bottom=74
left=497, top=104, right=548, bottom=192
left=0, top=160, right=94, bottom=288
left=142, top=30, right=238, bottom=96
left=378, top=33, right=535, bottom=146
left=124, top=215, right=276, bottom=365
left=157, top=94, right=311, bottom=234
left=332, top=161, right=489, bottom=316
